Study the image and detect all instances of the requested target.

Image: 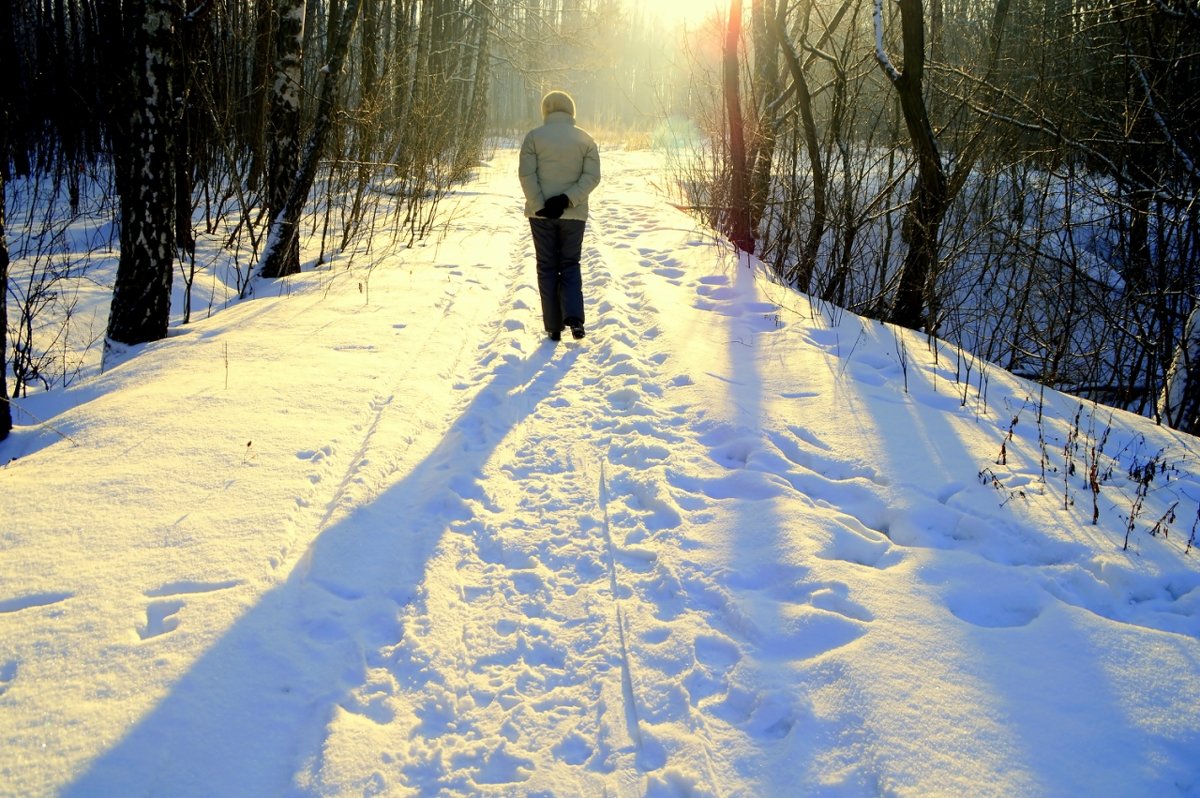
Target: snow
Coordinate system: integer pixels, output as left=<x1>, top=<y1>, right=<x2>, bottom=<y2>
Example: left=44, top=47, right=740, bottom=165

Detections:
left=2, top=147, right=1200, bottom=797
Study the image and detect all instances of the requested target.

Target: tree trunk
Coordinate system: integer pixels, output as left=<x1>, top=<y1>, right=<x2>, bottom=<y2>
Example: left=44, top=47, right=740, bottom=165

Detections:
left=774, top=4, right=826, bottom=292
left=174, top=7, right=203, bottom=263
left=341, top=0, right=379, bottom=250
left=262, top=0, right=306, bottom=278
left=0, top=170, right=10, bottom=441
left=723, top=0, right=755, bottom=254
left=748, top=0, right=779, bottom=234
left=873, top=0, right=946, bottom=331
left=459, top=0, right=492, bottom=171
left=258, top=0, right=364, bottom=281
left=106, top=0, right=178, bottom=350
left=1159, top=302, right=1200, bottom=433
left=0, top=0, right=12, bottom=440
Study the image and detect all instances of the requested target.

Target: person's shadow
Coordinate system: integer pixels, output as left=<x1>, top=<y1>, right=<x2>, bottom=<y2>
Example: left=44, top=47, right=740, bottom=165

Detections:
left=63, top=342, right=578, bottom=797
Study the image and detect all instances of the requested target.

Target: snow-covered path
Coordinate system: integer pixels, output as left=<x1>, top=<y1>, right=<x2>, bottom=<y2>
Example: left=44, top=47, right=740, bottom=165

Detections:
left=3, top=149, right=1200, bottom=797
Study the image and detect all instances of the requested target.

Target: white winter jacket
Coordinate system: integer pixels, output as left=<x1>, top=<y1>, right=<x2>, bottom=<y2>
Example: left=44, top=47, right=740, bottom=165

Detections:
left=518, top=111, right=601, bottom=222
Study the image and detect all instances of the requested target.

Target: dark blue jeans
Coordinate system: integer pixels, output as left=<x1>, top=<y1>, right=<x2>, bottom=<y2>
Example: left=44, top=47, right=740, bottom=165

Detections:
left=529, top=217, right=586, bottom=333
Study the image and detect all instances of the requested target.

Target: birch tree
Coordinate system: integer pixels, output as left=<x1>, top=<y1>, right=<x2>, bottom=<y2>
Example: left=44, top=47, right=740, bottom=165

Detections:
left=1, top=170, right=10, bottom=441
left=258, top=0, right=364, bottom=281
left=1160, top=306, right=1200, bottom=432
left=261, top=0, right=305, bottom=279
left=105, top=0, right=179, bottom=352
left=0, top=0, right=12, bottom=440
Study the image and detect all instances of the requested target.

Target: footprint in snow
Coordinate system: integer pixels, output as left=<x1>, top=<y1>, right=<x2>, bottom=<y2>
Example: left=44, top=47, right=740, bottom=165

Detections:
left=709, top=437, right=759, bottom=469
left=0, top=592, right=73, bottom=615
left=683, top=662, right=728, bottom=703
left=697, top=284, right=736, bottom=300
left=764, top=603, right=869, bottom=662
left=460, top=743, right=535, bottom=785
left=510, top=571, right=543, bottom=596
left=339, top=677, right=396, bottom=725
left=615, top=545, right=657, bottom=573
left=809, top=586, right=874, bottom=622
left=552, top=732, right=591, bottom=766
left=607, top=387, right=642, bottom=412
left=816, top=522, right=897, bottom=570
left=636, top=731, right=669, bottom=772
left=144, top=580, right=242, bottom=597
left=802, top=328, right=844, bottom=355
left=746, top=692, right=799, bottom=739
left=946, top=585, right=1044, bottom=628
left=694, top=633, right=741, bottom=668
left=0, top=660, right=17, bottom=697
left=138, top=599, right=184, bottom=641
left=136, top=580, right=243, bottom=641
left=296, top=445, right=333, bottom=463
left=710, top=685, right=806, bottom=742
left=608, top=442, right=670, bottom=467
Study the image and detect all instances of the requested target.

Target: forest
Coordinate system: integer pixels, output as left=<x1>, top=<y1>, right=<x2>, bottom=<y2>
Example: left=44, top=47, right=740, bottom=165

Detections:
left=1, top=0, right=1197, bottom=443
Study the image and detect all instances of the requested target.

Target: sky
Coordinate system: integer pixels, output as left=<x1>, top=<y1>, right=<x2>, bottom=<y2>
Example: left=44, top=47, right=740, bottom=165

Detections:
left=1, top=146, right=1199, bottom=797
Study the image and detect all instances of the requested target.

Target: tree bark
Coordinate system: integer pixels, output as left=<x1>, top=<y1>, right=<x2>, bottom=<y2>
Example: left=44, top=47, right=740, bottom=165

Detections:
left=1159, top=302, right=1200, bottom=433
left=0, top=170, right=11, bottom=441
left=723, top=0, right=755, bottom=254
left=106, top=0, right=178, bottom=350
left=341, top=0, right=379, bottom=250
left=262, top=0, right=306, bottom=278
left=258, top=0, right=364, bottom=282
left=0, top=0, right=12, bottom=440
left=748, top=0, right=779, bottom=235
left=460, top=0, right=492, bottom=171
left=774, top=3, right=826, bottom=292
left=874, top=0, right=946, bottom=331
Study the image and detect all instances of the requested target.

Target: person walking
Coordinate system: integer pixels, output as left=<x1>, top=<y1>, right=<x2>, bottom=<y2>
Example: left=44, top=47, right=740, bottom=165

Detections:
left=519, top=90, right=601, bottom=341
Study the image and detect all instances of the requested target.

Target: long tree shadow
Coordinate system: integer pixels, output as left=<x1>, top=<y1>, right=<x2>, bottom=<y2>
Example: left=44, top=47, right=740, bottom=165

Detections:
left=820, top=315, right=1184, bottom=792
left=702, top=258, right=882, bottom=790
left=683, top=256, right=1052, bottom=791
left=63, top=340, right=580, bottom=798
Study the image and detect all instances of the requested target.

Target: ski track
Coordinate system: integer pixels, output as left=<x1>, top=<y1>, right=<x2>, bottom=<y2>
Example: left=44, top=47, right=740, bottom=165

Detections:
left=277, top=256, right=487, bottom=578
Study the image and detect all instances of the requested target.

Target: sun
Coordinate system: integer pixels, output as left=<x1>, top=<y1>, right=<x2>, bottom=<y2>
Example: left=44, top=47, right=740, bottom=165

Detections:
left=647, top=0, right=723, bottom=31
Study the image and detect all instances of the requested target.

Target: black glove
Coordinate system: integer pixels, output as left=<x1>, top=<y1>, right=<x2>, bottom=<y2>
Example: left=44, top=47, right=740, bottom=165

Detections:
left=536, top=194, right=570, bottom=219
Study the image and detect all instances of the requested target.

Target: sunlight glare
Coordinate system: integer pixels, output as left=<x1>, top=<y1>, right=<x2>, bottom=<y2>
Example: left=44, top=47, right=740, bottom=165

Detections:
left=649, top=0, right=723, bottom=31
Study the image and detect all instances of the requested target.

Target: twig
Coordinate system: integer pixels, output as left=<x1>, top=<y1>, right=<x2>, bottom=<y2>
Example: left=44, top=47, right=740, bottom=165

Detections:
left=7, top=400, right=80, bottom=447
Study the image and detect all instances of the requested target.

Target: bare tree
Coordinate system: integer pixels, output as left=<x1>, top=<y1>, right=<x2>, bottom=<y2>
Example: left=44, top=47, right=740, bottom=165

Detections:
left=105, top=0, right=179, bottom=353
left=724, top=0, right=755, bottom=254
left=1, top=0, right=499, bottom=416
left=261, top=0, right=305, bottom=278
left=0, top=0, right=13, bottom=441
left=258, top=0, right=364, bottom=280
left=771, top=0, right=831, bottom=291
left=748, top=0, right=780, bottom=236
left=0, top=170, right=10, bottom=441
left=872, top=0, right=946, bottom=331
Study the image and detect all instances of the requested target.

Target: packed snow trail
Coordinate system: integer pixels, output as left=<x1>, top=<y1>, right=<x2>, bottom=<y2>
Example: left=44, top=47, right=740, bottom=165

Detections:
left=283, top=171, right=855, bottom=796
left=2, top=149, right=1199, bottom=797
